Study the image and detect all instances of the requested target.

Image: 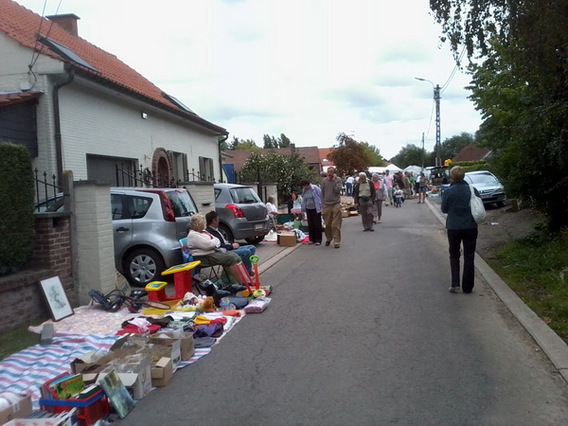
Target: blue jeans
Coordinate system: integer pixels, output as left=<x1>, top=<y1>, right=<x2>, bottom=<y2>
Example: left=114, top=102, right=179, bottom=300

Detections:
left=232, top=245, right=256, bottom=274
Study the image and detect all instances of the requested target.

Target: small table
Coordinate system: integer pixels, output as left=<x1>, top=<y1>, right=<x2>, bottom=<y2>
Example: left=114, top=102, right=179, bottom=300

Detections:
left=147, top=261, right=201, bottom=302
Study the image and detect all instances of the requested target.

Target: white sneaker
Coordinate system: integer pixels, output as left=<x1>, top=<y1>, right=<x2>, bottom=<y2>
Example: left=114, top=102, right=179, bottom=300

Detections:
left=448, top=287, right=461, bottom=293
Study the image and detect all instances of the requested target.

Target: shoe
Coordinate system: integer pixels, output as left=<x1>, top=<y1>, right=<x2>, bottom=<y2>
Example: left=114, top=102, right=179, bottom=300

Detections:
left=369, top=228, right=374, bottom=232
left=448, top=286, right=461, bottom=293
left=334, top=244, right=340, bottom=249
left=308, top=241, right=315, bottom=245
left=325, top=241, right=331, bottom=247
left=378, top=220, right=381, bottom=223
left=315, top=242, right=321, bottom=246
left=363, top=229, right=369, bottom=232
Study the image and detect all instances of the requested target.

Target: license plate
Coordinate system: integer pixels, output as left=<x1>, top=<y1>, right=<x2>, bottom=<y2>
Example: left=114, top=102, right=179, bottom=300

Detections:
left=254, top=223, right=264, bottom=230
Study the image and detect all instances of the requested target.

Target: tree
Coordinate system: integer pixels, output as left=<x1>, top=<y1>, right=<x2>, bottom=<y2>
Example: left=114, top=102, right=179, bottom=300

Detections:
left=327, top=133, right=369, bottom=176
left=431, top=0, right=568, bottom=230
left=263, top=133, right=292, bottom=149
left=279, top=133, right=291, bottom=148
left=390, top=144, right=426, bottom=169
left=360, top=142, right=385, bottom=166
left=440, top=132, right=475, bottom=162
left=235, top=139, right=260, bottom=150
left=239, top=152, right=318, bottom=202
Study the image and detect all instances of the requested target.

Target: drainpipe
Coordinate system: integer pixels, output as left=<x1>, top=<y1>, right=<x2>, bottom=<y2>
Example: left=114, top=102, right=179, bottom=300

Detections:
left=218, top=133, right=229, bottom=183
left=53, top=64, right=75, bottom=181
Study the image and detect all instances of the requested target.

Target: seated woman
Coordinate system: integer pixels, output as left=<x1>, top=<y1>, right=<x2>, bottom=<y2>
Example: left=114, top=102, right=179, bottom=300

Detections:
left=185, top=214, right=241, bottom=269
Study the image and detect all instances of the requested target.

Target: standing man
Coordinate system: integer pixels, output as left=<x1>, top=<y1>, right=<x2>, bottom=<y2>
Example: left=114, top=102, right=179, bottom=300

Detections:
left=345, top=174, right=355, bottom=197
left=353, top=172, right=376, bottom=231
left=321, top=166, right=343, bottom=248
left=383, top=170, right=393, bottom=206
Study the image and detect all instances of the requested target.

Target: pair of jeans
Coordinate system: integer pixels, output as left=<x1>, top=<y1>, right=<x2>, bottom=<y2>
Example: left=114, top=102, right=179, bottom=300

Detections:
left=322, top=203, right=342, bottom=244
left=232, top=245, right=256, bottom=274
left=447, top=228, right=478, bottom=293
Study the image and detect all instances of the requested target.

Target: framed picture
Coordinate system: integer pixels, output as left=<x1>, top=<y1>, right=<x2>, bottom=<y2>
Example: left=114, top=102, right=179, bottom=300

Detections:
left=40, top=276, right=74, bottom=321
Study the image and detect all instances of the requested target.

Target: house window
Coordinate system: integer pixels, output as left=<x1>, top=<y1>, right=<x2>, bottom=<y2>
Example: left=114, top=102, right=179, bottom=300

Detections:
left=168, top=151, right=188, bottom=183
left=198, top=156, right=214, bottom=182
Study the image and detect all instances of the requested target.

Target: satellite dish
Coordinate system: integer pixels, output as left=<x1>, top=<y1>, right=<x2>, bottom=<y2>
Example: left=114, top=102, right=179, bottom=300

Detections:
left=20, top=81, right=33, bottom=91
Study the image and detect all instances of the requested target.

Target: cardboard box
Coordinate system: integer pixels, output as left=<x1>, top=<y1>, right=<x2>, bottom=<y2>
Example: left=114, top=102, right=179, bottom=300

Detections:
left=149, top=332, right=194, bottom=361
left=0, top=393, right=32, bottom=425
left=71, top=351, right=114, bottom=374
left=140, top=340, right=181, bottom=372
left=113, top=354, right=152, bottom=400
left=109, top=335, right=146, bottom=359
left=277, top=232, right=296, bottom=247
left=150, top=357, right=173, bottom=387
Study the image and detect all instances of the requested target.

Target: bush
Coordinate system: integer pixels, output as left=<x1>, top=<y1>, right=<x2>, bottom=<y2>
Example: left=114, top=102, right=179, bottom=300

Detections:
left=0, top=142, right=35, bottom=275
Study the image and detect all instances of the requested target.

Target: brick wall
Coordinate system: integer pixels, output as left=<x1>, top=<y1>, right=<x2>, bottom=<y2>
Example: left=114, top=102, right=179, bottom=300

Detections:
left=0, top=212, right=73, bottom=332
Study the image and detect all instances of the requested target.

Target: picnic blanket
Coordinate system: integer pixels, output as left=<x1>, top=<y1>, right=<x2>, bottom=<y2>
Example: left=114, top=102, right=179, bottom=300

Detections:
left=5, top=306, right=245, bottom=407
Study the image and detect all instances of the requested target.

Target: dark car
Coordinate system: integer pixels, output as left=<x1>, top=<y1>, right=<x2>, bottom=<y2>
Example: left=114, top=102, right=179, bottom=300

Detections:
left=464, top=171, right=506, bottom=207
left=213, top=183, right=269, bottom=244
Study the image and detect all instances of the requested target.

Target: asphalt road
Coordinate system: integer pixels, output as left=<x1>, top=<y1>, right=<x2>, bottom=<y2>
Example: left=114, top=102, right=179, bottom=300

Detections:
left=119, top=198, right=568, bottom=425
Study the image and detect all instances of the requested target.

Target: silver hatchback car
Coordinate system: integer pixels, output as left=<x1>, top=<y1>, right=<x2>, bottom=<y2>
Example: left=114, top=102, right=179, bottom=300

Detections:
left=214, top=183, right=269, bottom=244
left=111, top=187, right=198, bottom=286
left=464, top=171, right=506, bottom=207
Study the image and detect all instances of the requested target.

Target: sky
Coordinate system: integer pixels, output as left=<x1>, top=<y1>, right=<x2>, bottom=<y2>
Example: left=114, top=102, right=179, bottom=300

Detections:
left=17, top=0, right=482, bottom=160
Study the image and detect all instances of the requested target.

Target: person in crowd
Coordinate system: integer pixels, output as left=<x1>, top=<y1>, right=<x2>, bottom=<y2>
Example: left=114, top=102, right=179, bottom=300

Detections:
left=287, top=191, right=303, bottom=220
left=265, top=196, right=279, bottom=216
left=300, top=179, right=323, bottom=245
left=403, top=172, right=412, bottom=199
left=185, top=214, right=241, bottom=269
left=345, top=174, right=355, bottom=197
left=418, top=172, right=428, bottom=204
left=383, top=169, right=393, bottom=206
left=393, top=184, right=404, bottom=207
left=441, top=166, right=481, bottom=294
left=205, top=211, right=256, bottom=277
left=321, top=166, right=343, bottom=248
left=353, top=172, right=376, bottom=231
left=371, top=173, right=385, bottom=223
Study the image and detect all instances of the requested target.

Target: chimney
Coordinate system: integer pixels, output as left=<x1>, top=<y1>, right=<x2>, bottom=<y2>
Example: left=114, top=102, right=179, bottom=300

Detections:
left=46, top=14, right=80, bottom=37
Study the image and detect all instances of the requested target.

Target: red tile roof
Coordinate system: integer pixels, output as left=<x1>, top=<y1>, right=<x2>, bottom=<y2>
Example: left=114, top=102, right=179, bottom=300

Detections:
left=223, top=146, right=322, bottom=172
left=0, top=0, right=226, bottom=134
left=0, top=90, right=41, bottom=107
left=452, top=143, right=492, bottom=162
left=318, top=148, right=335, bottom=167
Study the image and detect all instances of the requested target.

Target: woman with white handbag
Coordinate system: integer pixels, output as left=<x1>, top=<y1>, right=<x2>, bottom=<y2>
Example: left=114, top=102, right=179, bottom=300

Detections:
left=441, top=166, right=484, bottom=294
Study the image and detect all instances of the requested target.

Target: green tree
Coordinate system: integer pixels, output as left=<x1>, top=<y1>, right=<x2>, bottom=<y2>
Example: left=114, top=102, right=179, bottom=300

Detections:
left=390, top=144, right=426, bottom=169
left=239, top=152, right=317, bottom=202
left=235, top=139, right=260, bottom=150
left=440, top=132, right=475, bottom=162
left=431, top=0, right=568, bottom=229
left=360, top=142, right=385, bottom=166
left=327, top=133, right=369, bottom=176
left=279, top=133, right=291, bottom=149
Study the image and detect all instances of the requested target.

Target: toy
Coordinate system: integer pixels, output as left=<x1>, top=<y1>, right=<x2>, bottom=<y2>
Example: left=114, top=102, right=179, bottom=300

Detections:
left=250, top=255, right=261, bottom=289
left=200, top=296, right=216, bottom=313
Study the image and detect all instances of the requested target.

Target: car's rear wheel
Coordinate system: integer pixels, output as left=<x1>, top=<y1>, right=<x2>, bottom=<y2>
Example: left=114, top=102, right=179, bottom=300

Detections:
left=218, top=224, right=235, bottom=244
left=124, top=248, right=165, bottom=287
left=245, top=235, right=265, bottom=244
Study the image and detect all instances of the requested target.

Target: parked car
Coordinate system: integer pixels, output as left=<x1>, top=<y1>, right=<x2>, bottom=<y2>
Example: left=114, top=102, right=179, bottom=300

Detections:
left=213, top=183, right=269, bottom=244
left=464, top=171, right=506, bottom=207
left=35, top=187, right=198, bottom=286
left=112, top=187, right=198, bottom=286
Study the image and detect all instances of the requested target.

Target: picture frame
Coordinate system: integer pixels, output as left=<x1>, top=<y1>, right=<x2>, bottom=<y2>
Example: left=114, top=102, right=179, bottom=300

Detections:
left=40, top=276, right=74, bottom=321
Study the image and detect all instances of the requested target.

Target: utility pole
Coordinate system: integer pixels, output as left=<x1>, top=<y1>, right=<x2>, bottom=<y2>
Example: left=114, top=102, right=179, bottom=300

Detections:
left=421, top=132, right=425, bottom=170
left=434, top=84, right=441, bottom=167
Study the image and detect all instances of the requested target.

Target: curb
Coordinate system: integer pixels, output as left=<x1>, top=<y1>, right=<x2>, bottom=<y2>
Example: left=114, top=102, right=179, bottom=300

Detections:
left=257, top=242, right=303, bottom=275
left=426, top=198, right=568, bottom=383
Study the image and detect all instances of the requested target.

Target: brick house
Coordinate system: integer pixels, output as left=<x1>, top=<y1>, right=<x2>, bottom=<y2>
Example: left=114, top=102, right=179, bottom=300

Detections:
left=0, top=0, right=227, bottom=187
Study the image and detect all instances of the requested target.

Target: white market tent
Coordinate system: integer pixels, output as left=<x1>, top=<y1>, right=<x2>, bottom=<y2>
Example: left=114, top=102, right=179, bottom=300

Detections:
left=386, top=163, right=402, bottom=172
left=404, top=165, right=423, bottom=175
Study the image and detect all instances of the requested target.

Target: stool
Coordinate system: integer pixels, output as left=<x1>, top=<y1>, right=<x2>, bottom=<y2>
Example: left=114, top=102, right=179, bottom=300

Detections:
left=160, top=260, right=201, bottom=300
left=145, top=281, right=168, bottom=302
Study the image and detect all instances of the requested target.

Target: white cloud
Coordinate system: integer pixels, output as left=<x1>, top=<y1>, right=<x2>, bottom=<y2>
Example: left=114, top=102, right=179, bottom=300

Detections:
left=17, top=0, right=481, bottom=160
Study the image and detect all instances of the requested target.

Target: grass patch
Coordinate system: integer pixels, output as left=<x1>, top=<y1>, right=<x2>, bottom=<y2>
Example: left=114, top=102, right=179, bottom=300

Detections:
left=488, top=228, right=568, bottom=340
left=0, top=324, right=39, bottom=361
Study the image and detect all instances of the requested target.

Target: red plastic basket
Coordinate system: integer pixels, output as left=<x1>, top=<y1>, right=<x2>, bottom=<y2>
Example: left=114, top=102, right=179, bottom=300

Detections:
left=39, top=390, right=110, bottom=426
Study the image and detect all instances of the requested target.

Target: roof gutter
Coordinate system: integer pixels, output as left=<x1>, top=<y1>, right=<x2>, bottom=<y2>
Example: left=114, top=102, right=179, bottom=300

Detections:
left=218, top=133, right=229, bottom=183
left=52, top=64, right=75, bottom=181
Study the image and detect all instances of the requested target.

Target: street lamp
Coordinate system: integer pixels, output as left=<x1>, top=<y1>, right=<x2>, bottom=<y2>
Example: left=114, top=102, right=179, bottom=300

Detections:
left=415, top=77, right=442, bottom=167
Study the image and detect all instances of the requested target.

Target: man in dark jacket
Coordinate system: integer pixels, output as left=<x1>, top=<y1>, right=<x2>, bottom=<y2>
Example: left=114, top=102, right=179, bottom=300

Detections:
left=441, top=166, right=482, bottom=294
left=353, top=172, right=377, bottom=231
left=205, top=211, right=256, bottom=277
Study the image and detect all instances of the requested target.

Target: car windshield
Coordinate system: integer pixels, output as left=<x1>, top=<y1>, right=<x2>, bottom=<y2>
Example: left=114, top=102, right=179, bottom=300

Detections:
left=468, top=174, right=499, bottom=185
left=230, top=187, right=261, bottom=204
left=167, top=190, right=198, bottom=217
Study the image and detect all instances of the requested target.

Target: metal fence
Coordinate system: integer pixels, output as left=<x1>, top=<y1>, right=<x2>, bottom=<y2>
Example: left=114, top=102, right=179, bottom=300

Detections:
left=115, top=164, right=215, bottom=188
left=34, top=169, right=63, bottom=212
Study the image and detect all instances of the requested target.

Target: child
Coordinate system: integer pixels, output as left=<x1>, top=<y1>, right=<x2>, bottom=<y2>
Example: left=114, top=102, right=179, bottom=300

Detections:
left=393, top=184, right=404, bottom=208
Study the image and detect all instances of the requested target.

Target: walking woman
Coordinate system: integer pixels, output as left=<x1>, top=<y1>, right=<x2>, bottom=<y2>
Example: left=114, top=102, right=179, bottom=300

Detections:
left=300, top=179, right=323, bottom=245
left=371, top=173, right=385, bottom=223
left=441, top=166, right=481, bottom=294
